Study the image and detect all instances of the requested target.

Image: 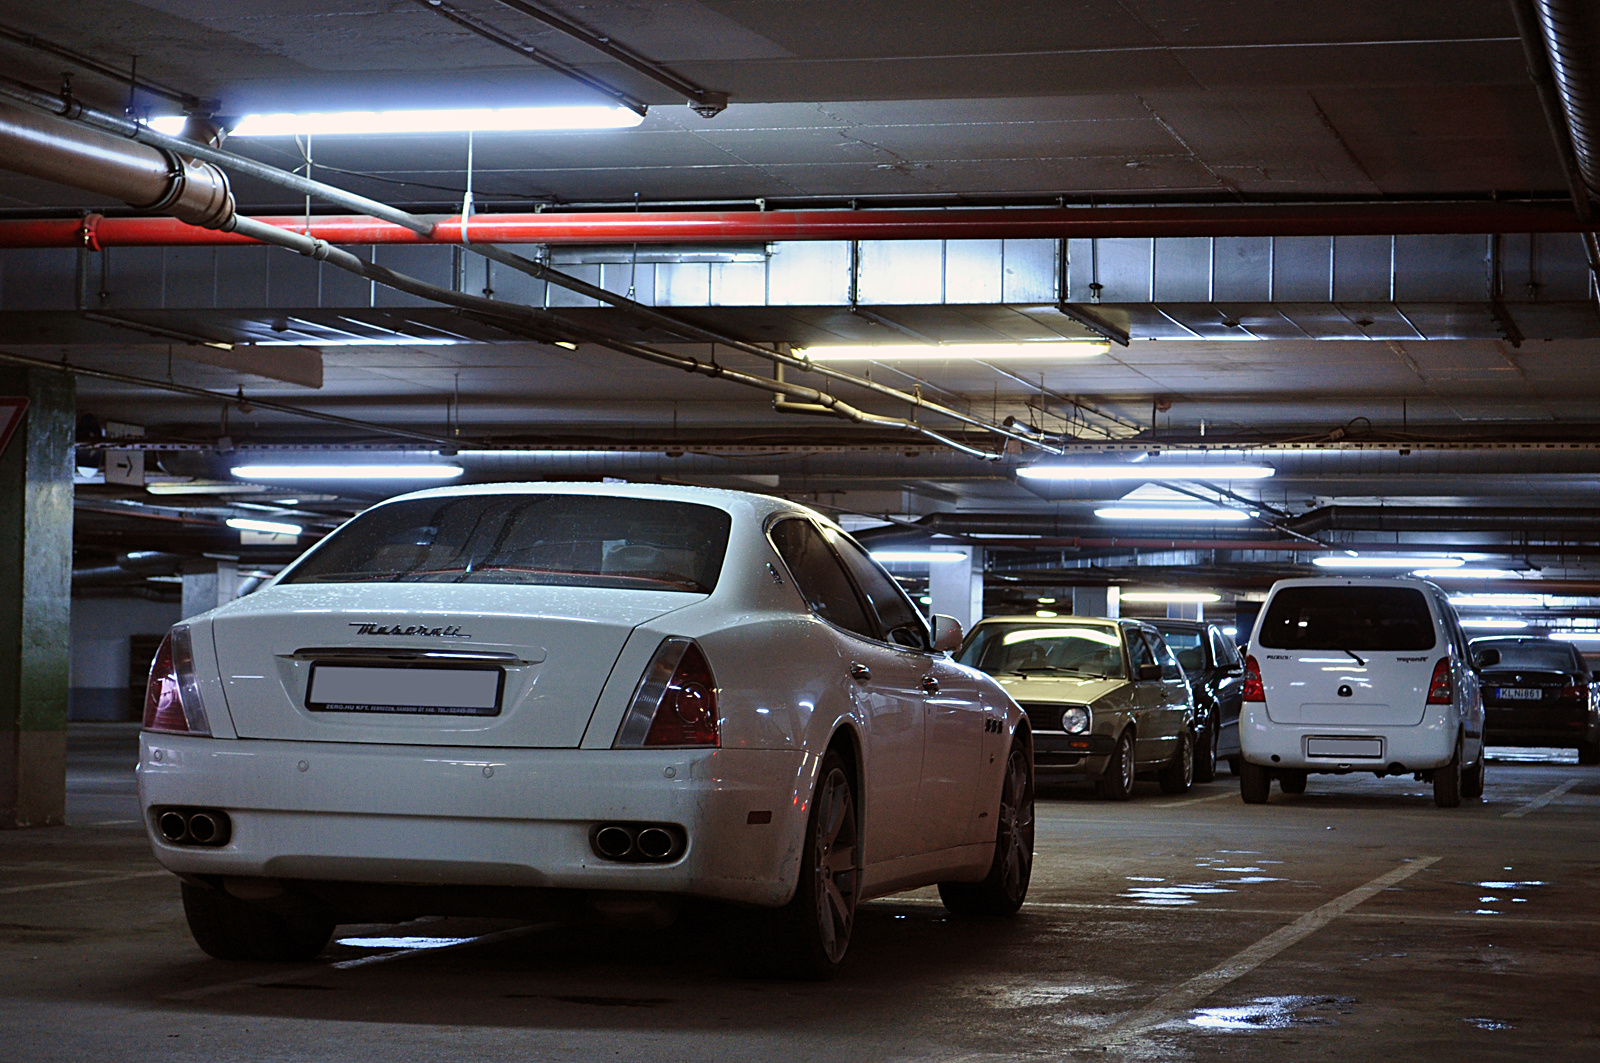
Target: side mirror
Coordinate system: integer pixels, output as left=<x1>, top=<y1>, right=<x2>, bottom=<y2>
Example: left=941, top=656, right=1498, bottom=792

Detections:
left=1474, top=648, right=1501, bottom=670
left=1138, top=662, right=1163, bottom=682
left=931, top=614, right=964, bottom=653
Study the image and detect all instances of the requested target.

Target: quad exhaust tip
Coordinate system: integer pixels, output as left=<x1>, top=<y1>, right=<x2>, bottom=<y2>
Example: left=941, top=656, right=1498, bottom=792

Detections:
left=153, top=806, right=232, bottom=847
left=589, top=822, right=686, bottom=863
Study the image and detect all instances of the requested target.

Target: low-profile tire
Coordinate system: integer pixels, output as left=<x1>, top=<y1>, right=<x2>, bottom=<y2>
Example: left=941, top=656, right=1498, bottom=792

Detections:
left=180, top=882, right=335, bottom=962
left=1239, top=759, right=1271, bottom=804
left=1095, top=729, right=1137, bottom=801
left=1226, top=756, right=1242, bottom=776
left=1193, top=714, right=1218, bottom=784
left=1158, top=729, right=1195, bottom=795
left=763, top=750, right=860, bottom=980
left=1278, top=769, right=1308, bottom=795
left=939, top=740, right=1035, bottom=916
left=1579, top=739, right=1600, bottom=766
left=1433, top=740, right=1463, bottom=809
left=1461, top=747, right=1486, bottom=800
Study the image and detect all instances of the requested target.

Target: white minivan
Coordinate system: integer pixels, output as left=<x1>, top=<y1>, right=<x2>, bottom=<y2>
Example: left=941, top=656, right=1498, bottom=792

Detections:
left=1239, top=577, right=1486, bottom=807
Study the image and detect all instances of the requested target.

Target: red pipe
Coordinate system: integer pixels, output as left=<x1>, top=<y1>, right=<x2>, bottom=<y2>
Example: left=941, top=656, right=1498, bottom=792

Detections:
left=0, top=202, right=1590, bottom=250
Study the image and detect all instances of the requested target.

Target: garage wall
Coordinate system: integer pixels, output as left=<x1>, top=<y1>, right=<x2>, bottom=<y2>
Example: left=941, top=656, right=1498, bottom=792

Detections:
left=70, top=597, right=181, bottom=722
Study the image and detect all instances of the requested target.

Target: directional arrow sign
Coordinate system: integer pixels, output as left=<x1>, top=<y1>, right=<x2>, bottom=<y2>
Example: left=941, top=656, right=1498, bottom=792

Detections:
left=0, top=398, right=26, bottom=459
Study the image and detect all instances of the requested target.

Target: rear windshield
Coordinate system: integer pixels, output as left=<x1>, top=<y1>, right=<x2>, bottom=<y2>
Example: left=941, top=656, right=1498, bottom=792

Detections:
left=1153, top=626, right=1206, bottom=674
left=958, top=623, right=1125, bottom=679
left=1478, top=641, right=1582, bottom=672
left=282, top=495, right=732, bottom=593
left=1258, top=586, right=1437, bottom=651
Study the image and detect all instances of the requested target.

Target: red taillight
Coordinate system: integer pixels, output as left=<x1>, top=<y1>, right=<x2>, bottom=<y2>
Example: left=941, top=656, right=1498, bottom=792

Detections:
left=614, top=638, right=720, bottom=748
left=1242, top=654, right=1265, bottom=702
left=142, top=626, right=211, bottom=735
left=1560, top=682, right=1588, bottom=701
left=1426, top=657, right=1453, bottom=705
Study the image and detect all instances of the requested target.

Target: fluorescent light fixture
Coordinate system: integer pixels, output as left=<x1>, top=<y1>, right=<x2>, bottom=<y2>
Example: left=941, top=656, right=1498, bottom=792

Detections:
left=1120, top=591, right=1221, bottom=603
left=1035, top=610, right=1059, bottom=618
left=1312, top=556, right=1464, bottom=570
left=226, top=517, right=302, bottom=536
left=1552, top=631, right=1600, bottom=642
left=1019, top=463, right=1274, bottom=482
left=231, top=464, right=464, bottom=480
left=1222, top=626, right=1238, bottom=637
left=1460, top=618, right=1530, bottom=630
left=1094, top=506, right=1251, bottom=522
left=254, top=337, right=461, bottom=347
left=870, top=550, right=968, bottom=564
left=1449, top=593, right=1544, bottom=607
left=1412, top=567, right=1518, bottom=579
left=1036, top=597, right=1056, bottom=604
left=149, top=107, right=646, bottom=138
left=800, top=342, right=1109, bottom=362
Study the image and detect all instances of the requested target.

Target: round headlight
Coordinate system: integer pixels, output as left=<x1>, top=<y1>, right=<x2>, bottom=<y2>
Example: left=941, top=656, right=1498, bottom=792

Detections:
left=1060, top=705, right=1091, bottom=733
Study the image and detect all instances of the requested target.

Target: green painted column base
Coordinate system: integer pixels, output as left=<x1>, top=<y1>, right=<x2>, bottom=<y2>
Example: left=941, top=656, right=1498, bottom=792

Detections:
left=0, top=731, right=66, bottom=828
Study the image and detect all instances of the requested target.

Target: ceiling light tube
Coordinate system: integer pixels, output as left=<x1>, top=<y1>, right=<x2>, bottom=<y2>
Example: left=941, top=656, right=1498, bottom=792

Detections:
left=225, top=518, right=302, bottom=536
left=1449, top=593, right=1544, bottom=607
left=800, top=343, right=1109, bottom=362
left=1460, top=618, right=1530, bottom=630
left=150, top=107, right=645, bottom=138
left=1412, top=567, right=1519, bottom=579
left=1551, top=631, right=1600, bottom=642
left=1312, top=556, right=1464, bottom=570
left=1019, top=463, right=1274, bottom=482
left=1119, top=592, right=1222, bottom=603
left=1094, top=506, right=1251, bottom=522
left=231, top=464, right=465, bottom=480
left=869, top=550, right=968, bottom=564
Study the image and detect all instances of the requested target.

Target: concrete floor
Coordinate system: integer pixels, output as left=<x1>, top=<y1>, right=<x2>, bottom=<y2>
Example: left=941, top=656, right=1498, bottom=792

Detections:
left=2, top=724, right=1596, bottom=1061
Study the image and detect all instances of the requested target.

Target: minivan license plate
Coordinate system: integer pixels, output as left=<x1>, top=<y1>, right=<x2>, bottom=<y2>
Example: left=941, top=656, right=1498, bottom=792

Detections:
left=307, top=664, right=503, bottom=716
left=1496, top=688, right=1543, bottom=701
left=1306, top=736, right=1383, bottom=759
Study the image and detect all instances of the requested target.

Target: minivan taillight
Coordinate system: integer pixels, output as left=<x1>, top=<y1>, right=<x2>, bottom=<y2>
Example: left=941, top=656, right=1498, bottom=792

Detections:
left=142, top=626, right=212, bottom=736
left=1242, top=654, right=1265, bottom=702
left=613, top=638, right=720, bottom=748
left=1426, top=657, right=1453, bottom=705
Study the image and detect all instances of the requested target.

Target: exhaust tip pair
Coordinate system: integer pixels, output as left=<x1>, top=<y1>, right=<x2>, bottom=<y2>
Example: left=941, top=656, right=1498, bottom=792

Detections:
left=590, top=823, right=685, bottom=863
left=154, top=806, right=231, bottom=847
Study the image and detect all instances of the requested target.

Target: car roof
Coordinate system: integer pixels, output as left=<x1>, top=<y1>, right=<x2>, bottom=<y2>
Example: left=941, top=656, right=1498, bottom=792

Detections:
left=1469, top=635, right=1564, bottom=644
left=1149, top=618, right=1208, bottom=631
left=1264, top=575, right=1444, bottom=591
left=350, top=480, right=822, bottom=523
left=975, top=615, right=1123, bottom=629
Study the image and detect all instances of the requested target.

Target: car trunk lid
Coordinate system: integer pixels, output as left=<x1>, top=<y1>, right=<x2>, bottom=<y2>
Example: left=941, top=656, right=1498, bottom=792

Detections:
left=1255, top=650, right=1438, bottom=726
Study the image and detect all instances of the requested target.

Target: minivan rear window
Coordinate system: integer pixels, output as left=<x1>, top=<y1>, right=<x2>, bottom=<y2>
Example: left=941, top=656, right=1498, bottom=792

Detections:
left=1258, top=586, right=1436, bottom=651
left=281, top=495, right=732, bottom=593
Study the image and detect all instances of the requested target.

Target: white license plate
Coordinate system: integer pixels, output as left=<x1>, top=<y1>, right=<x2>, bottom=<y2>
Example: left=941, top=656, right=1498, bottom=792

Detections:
left=1306, top=736, right=1384, bottom=759
left=307, top=665, right=502, bottom=716
left=1495, top=688, right=1544, bottom=701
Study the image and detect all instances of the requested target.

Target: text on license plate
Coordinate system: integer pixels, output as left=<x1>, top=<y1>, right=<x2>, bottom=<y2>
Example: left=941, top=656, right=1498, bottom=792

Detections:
left=307, top=665, right=503, bottom=716
left=1495, top=688, right=1544, bottom=701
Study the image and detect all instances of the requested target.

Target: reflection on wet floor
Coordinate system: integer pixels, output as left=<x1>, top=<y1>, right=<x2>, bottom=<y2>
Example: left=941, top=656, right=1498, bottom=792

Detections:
left=1188, top=994, right=1355, bottom=1030
left=335, top=936, right=475, bottom=950
left=1484, top=746, right=1579, bottom=764
left=1464, top=1018, right=1516, bottom=1031
left=1461, top=874, right=1547, bottom=916
left=1121, top=853, right=1287, bottom=906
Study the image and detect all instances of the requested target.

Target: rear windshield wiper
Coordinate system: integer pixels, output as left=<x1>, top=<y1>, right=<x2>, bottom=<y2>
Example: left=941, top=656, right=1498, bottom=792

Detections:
left=1341, top=648, right=1366, bottom=667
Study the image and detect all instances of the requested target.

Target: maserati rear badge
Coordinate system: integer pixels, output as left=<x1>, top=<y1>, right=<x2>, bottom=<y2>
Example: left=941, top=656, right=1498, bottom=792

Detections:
left=349, top=622, right=471, bottom=639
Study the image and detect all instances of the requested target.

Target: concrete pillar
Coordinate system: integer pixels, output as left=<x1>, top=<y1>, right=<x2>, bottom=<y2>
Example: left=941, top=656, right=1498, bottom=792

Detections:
left=181, top=559, right=238, bottom=619
left=1167, top=601, right=1202, bottom=621
left=929, top=547, right=983, bottom=631
left=0, top=367, right=74, bottom=828
left=1071, top=586, right=1120, bottom=619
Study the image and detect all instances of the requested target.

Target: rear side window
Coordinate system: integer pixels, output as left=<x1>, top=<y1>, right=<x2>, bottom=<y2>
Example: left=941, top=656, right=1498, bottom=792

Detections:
left=1209, top=628, right=1240, bottom=669
left=1127, top=628, right=1156, bottom=676
left=281, top=494, right=731, bottom=592
left=1158, top=627, right=1206, bottom=674
left=1147, top=632, right=1184, bottom=679
left=1258, top=586, right=1437, bottom=651
left=828, top=531, right=931, bottom=650
left=768, top=519, right=875, bottom=639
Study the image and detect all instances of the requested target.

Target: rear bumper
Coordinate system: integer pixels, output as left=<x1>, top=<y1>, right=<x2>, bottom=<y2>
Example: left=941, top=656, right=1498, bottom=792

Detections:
left=1484, top=726, right=1598, bottom=749
left=1238, top=703, right=1459, bottom=771
left=136, top=733, right=811, bottom=907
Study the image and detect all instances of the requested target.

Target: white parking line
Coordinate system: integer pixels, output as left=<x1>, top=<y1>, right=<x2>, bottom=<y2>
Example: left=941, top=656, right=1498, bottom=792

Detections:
left=0, top=870, right=168, bottom=896
left=164, top=921, right=556, bottom=1002
left=1090, top=856, right=1440, bottom=1045
left=1502, top=778, right=1579, bottom=819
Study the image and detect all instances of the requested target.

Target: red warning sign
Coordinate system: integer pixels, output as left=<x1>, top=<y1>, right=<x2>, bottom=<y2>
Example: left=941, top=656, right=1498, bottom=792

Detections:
left=0, top=398, right=25, bottom=459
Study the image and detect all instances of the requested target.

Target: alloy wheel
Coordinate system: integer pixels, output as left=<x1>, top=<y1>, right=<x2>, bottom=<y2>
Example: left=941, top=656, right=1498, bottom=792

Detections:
left=811, top=766, right=859, bottom=964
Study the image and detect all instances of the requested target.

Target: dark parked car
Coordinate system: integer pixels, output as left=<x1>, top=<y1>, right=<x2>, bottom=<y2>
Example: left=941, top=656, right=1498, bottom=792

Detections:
left=1471, top=635, right=1600, bottom=764
left=1149, top=619, right=1245, bottom=782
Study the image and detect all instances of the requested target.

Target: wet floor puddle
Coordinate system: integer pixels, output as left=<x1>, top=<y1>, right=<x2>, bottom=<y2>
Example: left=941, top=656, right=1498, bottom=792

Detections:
left=1121, top=852, right=1285, bottom=906
left=1188, top=994, right=1355, bottom=1030
left=1459, top=868, right=1547, bottom=915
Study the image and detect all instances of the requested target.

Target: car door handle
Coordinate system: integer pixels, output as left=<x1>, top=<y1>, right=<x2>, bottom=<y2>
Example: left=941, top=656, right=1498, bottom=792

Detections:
left=920, top=674, right=940, bottom=695
left=849, top=662, right=872, bottom=684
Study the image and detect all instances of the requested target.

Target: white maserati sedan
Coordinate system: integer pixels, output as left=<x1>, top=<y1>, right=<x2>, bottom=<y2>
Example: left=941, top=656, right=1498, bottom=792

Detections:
left=138, top=483, right=1034, bottom=977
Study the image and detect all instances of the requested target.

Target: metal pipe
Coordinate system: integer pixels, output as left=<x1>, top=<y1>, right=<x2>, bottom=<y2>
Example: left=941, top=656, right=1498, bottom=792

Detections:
left=1534, top=1, right=1600, bottom=198
left=1, top=204, right=1593, bottom=250
left=1285, top=504, right=1600, bottom=535
left=0, top=100, right=232, bottom=228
